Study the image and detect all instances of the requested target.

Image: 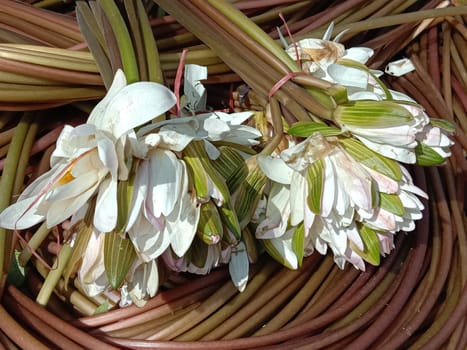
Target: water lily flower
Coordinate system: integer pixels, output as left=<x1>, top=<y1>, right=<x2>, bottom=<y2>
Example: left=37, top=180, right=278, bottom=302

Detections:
left=256, top=132, right=427, bottom=270
left=126, top=151, right=200, bottom=261
left=0, top=69, right=177, bottom=232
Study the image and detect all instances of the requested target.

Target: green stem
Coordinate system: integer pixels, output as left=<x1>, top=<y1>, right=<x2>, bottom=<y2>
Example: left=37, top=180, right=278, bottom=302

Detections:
left=207, top=0, right=299, bottom=72
left=339, top=6, right=467, bottom=37
left=0, top=113, right=32, bottom=294
left=261, top=97, right=283, bottom=155
left=97, top=0, right=139, bottom=83
left=35, top=242, right=73, bottom=306
left=176, top=260, right=277, bottom=341
left=18, top=222, right=51, bottom=266
left=135, top=0, right=164, bottom=83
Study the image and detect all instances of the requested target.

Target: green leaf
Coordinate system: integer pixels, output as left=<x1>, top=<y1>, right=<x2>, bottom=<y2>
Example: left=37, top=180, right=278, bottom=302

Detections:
left=415, top=143, right=445, bottom=166
left=379, top=193, right=405, bottom=216
left=234, top=163, right=267, bottom=229
left=288, top=121, right=342, bottom=138
left=219, top=203, right=242, bottom=243
left=306, top=159, right=324, bottom=214
left=429, top=118, right=455, bottom=132
left=104, top=231, right=136, bottom=289
left=97, top=0, right=139, bottom=82
left=292, top=223, right=305, bottom=267
left=185, top=141, right=241, bottom=239
left=335, top=100, right=413, bottom=128
left=211, top=146, right=248, bottom=193
left=351, top=224, right=381, bottom=266
left=339, top=137, right=402, bottom=181
left=7, top=250, right=25, bottom=287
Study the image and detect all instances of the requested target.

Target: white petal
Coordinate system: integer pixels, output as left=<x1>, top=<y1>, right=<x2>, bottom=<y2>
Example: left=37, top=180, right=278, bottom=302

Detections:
left=167, top=162, right=200, bottom=257
left=333, top=151, right=373, bottom=211
left=97, top=136, right=119, bottom=179
left=45, top=171, right=98, bottom=201
left=348, top=91, right=381, bottom=101
left=328, top=64, right=369, bottom=89
left=289, top=171, right=306, bottom=226
left=78, top=231, right=108, bottom=296
left=87, top=69, right=127, bottom=128
left=269, top=230, right=298, bottom=269
left=129, top=258, right=159, bottom=306
left=148, top=149, right=183, bottom=217
left=128, top=213, right=169, bottom=261
left=182, top=64, right=207, bottom=113
left=256, top=183, right=290, bottom=239
left=0, top=196, right=44, bottom=229
left=203, top=118, right=230, bottom=140
left=343, top=47, right=374, bottom=64
left=356, top=136, right=416, bottom=164
left=229, top=241, right=249, bottom=292
left=321, top=157, right=336, bottom=217
left=257, top=155, right=293, bottom=185
left=45, top=185, right=97, bottom=228
left=127, top=160, right=148, bottom=231
left=385, top=58, right=415, bottom=77
left=203, top=140, right=221, bottom=159
left=102, top=82, right=177, bottom=139
left=94, top=177, right=118, bottom=233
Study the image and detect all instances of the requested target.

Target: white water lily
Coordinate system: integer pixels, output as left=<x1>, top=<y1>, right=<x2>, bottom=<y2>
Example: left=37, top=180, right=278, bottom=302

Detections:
left=0, top=69, right=177, bottom=232
left=126, top=151, right=200, bottom=261
left=257, top=133, right=427, bottom=270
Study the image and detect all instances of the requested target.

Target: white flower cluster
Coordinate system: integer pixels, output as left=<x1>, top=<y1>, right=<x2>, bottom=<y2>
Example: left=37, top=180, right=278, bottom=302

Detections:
left=251, top=28, right=454, bottom=270
left=0, top=68, right=258, bottom=305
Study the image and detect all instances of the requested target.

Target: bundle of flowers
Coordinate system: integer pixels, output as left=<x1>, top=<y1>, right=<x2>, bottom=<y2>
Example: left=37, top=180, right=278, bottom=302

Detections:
left=0, top=0, right=465, bottom=349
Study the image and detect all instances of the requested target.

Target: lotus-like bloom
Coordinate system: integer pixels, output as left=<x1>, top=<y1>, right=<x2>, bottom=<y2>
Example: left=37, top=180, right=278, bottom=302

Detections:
left=0, top=69, right=177, bottom=232
left=257, top=133, right=427, bottom=270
